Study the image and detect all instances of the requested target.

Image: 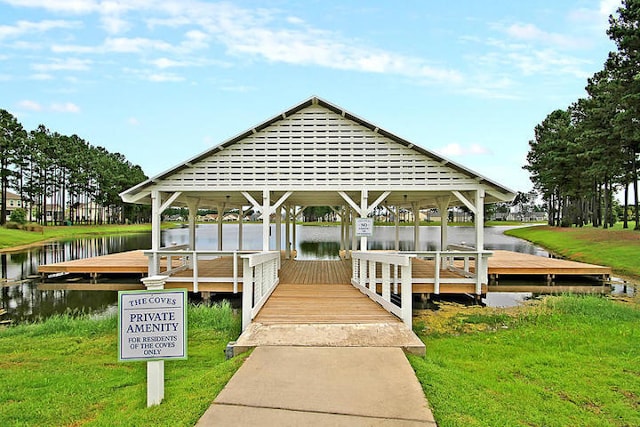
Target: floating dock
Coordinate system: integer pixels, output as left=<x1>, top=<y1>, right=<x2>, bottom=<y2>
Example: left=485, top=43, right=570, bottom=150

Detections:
left=37, top=249, right=612, bottom=293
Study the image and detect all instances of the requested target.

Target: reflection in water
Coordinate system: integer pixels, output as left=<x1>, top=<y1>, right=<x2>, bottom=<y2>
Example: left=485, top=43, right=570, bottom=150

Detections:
left=0, top=225, right=629, bottom=323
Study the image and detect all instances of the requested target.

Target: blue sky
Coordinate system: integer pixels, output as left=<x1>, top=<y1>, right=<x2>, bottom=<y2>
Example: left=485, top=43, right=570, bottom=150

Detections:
left=0, top=0, right=622, bottom=193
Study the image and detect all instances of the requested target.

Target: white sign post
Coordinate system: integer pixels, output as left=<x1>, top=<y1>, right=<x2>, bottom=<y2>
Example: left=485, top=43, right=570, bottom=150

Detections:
left=118, top=277, right=187, bottom=407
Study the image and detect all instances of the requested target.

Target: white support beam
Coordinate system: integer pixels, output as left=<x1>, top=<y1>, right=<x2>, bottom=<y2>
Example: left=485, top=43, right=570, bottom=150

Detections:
left=412, top=201, right=420, bottom=251
left=436, top=196, right=451, bottom=251
left=285, top=205, right=291, bottom=259
left=383, top=204, right=400, bottom=251
left=360, top=189, right=368, bottom=251
left=275, top=205, right=282, bottom=253
left=452, top=190, right=477, bottom=214
left=186, top=197, right=200, bottom=251
left=238, top=205, right=244, bottom=250
left=486, top=188, right=513, bottom=202
left=159, top=191, right=182, bottom=213
left=241, top=191, right=263, bottom=213
left=271, top=191, right=293, bottom=212
left=150, top=190, right=161, bottom=275
left=339, top=191, right=363, bottom=215
left=217, top=203, right=225, bottom=251
left=262, top=189, right=270, bottom=251
left=475, top=189, right=485, bottom=251
left=368, top=191, right=391, bottom=214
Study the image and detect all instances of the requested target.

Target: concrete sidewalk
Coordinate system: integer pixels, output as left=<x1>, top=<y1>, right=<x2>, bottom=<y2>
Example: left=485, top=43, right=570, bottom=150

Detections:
left=196, top=346, right=436, bottom=426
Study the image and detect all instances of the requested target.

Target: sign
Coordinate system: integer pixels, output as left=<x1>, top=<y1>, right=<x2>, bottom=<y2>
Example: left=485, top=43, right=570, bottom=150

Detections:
left=118, top=289, right=187, bottom=362
left=355, top=217, right=374, bottom=237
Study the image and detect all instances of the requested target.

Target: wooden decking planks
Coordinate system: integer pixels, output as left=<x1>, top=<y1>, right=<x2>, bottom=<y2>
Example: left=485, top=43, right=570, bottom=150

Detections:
left=279, top=259, right=351, bottom=285
left=254, top=283, right=399, bottom=324
left=489, top=250, right=611, bottom=277
left=38, top=250, right=150, bottom=274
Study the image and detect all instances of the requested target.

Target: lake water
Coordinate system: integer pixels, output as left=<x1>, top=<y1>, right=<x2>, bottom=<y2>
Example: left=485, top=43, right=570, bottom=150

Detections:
left=0, top=224, right=629, bottom=323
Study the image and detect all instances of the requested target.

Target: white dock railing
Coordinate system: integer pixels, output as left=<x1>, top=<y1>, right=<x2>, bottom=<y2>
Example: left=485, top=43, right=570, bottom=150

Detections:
left=351, top=251, right=415, bottom=329
left=405, top=250, right=492, bottom=296
left=241, top=251, right=281, bottom=331
left=143, top=248, right=262, bottom=294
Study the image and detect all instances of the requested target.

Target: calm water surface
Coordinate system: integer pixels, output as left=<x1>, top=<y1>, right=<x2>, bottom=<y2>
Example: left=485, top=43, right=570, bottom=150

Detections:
left=0, top=225, right=629, bottom=323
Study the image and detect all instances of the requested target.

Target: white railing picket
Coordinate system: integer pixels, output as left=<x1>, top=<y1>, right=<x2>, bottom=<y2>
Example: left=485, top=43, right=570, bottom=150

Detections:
left=241, top=251, right=280, bottom=331
left=351, top=251, right=415, bottom=329
left=351, top=249, right=492, bottom=328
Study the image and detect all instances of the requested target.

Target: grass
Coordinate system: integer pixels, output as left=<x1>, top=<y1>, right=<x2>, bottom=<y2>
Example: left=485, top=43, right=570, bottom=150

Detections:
left=0, top=301, right=245, bottom=427
left=409, top=294, right=640, bottom=427
left=0, top=223, right=157, bottom=250
left=505, top=223, right=640, bottom=279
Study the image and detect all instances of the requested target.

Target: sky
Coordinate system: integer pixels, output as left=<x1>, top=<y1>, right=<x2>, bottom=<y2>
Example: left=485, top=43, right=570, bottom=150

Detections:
left=0, top=0, right=623, bottom=194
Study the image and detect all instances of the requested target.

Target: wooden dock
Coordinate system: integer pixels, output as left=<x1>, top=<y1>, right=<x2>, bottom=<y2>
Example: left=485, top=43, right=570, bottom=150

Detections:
left=37, top=249, right=612, bottom=293
left=488, top=250, right=611, bottom=281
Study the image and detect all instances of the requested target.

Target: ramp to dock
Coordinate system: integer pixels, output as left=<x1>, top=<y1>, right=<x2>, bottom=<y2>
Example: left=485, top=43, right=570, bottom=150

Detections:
left=196, top=346, right=436, bottom=426
left=235, top=283, right=425, bottom=355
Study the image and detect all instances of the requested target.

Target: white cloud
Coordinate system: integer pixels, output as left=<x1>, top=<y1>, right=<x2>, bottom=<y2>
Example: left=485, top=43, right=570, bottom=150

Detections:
left=18, top=99, right=43, bottom=111
left=218, top=25, right=463, bottom=84
left=101, top=15, right=130, bottom=34
left=17, top=99, right=80, bottom=113
left=104, top=37, right=173, bottom=53
left=51, top=102, right=80, bottom=113
left=0, top=19, right=79, bottom=40
left=32, top=57, right=92, bottom=72
left=30, top=73, right=54, bottom=80
left=600, top=0, right=622, bottom=17
left=1, top=0, right=97, bottom=14
left=503, top=23, right=587, bottom=49
left=148, top=72, right=184, bottom=82
left=128, top=117, right=140, bottom=126
left=150, top=57, right=186, bottom=68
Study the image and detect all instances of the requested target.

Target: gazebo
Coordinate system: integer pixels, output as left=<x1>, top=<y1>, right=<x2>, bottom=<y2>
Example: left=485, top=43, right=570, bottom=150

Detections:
left=120, top=96, right=515, bottom=329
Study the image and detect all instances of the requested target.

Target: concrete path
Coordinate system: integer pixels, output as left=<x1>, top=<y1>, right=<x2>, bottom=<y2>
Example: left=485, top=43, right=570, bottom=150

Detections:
left=196, top=346, right=436, bottom=426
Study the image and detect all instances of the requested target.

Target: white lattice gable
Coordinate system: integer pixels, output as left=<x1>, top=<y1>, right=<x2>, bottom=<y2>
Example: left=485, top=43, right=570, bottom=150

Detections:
left=121, top=97, right=514, bottom=208
left=163, top=105, right=473, bottom=191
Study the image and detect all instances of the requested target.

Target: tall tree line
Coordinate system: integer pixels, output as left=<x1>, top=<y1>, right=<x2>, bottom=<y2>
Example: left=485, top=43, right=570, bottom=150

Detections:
left=0, top=110, right=149, bottom=226
left=525, top=0, right=640, bottom=229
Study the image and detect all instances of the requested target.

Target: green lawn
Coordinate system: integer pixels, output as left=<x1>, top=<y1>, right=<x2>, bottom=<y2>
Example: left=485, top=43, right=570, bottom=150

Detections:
left=410, top=295, right=640, bottom=427
left=0, top=302, right=245, bottom=427
left=505, top=224, right=640, bottom=279
left=0, top=224, right=155, bottom=250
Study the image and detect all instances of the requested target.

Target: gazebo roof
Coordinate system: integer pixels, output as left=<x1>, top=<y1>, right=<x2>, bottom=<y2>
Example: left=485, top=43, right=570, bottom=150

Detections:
left=120, top=96, right=515, bottom=210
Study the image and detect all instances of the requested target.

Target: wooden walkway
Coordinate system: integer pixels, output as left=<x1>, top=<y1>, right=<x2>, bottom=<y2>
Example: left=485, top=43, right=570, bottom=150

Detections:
left=255, top=283, right=399, bottom=324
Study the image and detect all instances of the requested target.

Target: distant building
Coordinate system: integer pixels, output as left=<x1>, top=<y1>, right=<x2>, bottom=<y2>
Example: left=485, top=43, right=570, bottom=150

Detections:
left=1, top=190, right=25, bottom=221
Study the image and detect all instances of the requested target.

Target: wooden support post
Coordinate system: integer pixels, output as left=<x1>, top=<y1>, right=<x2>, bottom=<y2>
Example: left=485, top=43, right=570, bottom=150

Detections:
left=186, top=198, right=199, bottom=252
left=217, top=203, right=225, bottom=251
left=262, top=190, right=270, bottom=251
left=275, top=205, right=282, bottom=253
left=360, top=189, right=368, bottom=251
left=238, top=206, right=244, bottom=251
left=412, top=201, right=420, bottom=251
left=436, top=197, right=451, bottom=251
left=150, top=190, right=161, bottom=276
left=475, top=189, right=485, bottom=253
left=285, top=205, right=291, bottom=259
left=394, top=205, right=400, bottom=251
